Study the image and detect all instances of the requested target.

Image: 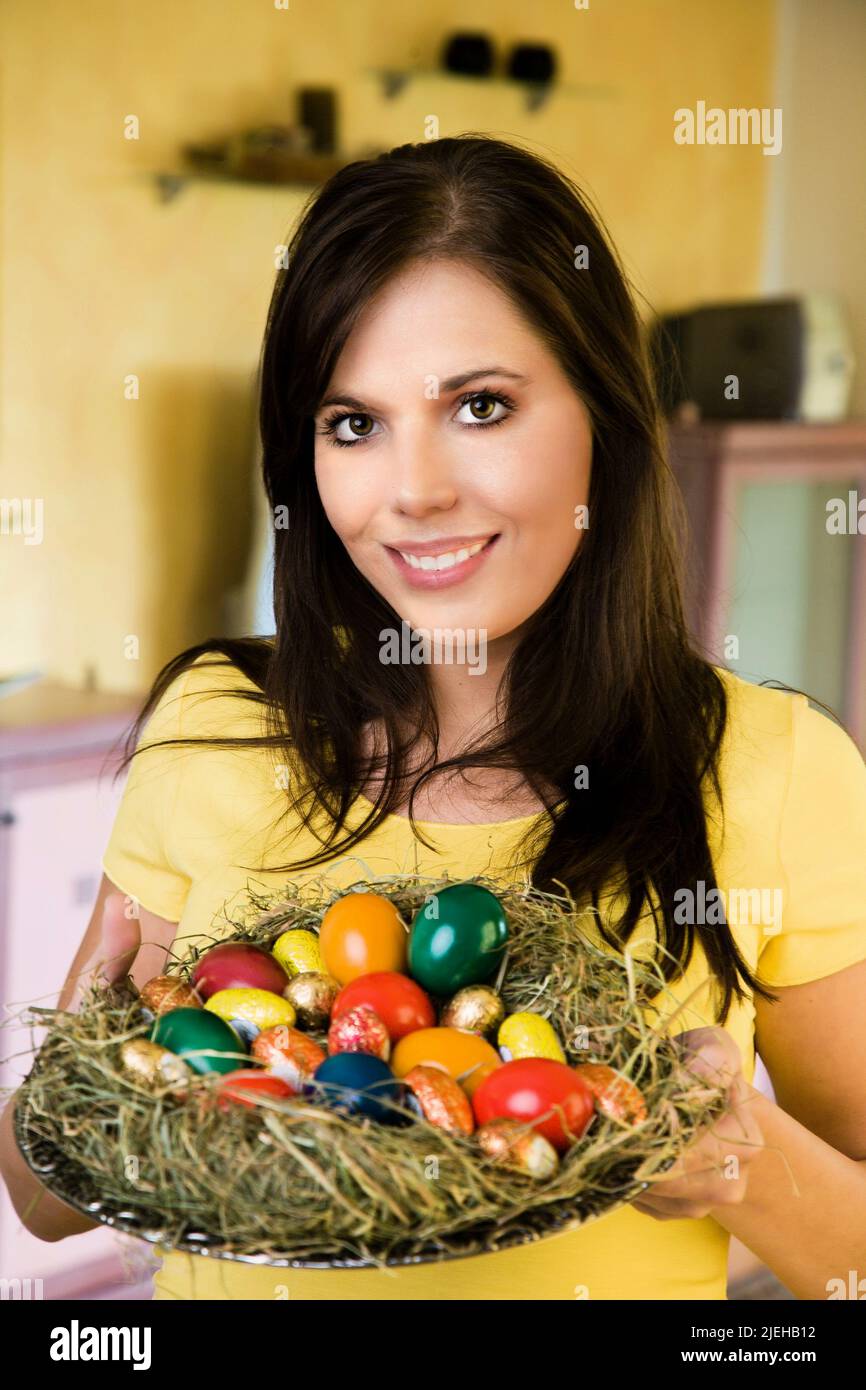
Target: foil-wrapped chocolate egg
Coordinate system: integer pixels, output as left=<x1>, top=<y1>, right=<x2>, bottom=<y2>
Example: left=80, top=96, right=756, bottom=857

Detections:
left=440, top=985, right=505, bottom=1036
left=475, top=1118, right=560, bottom=1179
left=139, top=975, right=202, bottom=1019
left=283, top=971, right=340, bottom=1030
left=119, top=1038, right=191, bottom=1094
left=402, top=1064, right=475, bottom=1135
left=498, top=1011, right=565, bottom=1063
left=328, top=1005, right=390, bottom=1061
left=574, top=1063, right=647, bottom=1125
left=204, top=988, right=296, bottom=1046
left=251, top=1024, right=326, bottom=1087
left=272, top=928, right=324, bottom=978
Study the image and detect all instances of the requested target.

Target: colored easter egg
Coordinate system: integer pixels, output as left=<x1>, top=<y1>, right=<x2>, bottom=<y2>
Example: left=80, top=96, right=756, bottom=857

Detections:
left=472, top=1059, right=595, bottom=1152
left=408, top=884, right=508, bottom=994
left=215, top=1069, right=296, bottom=1111
left=191, top=942, right=289, bottom=1001
left=306, top=1053, right=403, bottom=1124
left=272, top=928, right=324, bottom=977
left=328, top=1005, right=390, bottom=1061
left=251, top=1025, right=326, bottom=1087
left=402, top=1065, right=475, bottom=1135
left=498, top=1012, right=566, bottom=1063
left=319, top=892, right=408, bottom=984
left=332, top=972, right=435, bottom=1042
left=152, top=1007, right=245, bottom=1076
left=204, top=988, right=296, bottom=1045
left=390, top=1027, right=502, bottom=1098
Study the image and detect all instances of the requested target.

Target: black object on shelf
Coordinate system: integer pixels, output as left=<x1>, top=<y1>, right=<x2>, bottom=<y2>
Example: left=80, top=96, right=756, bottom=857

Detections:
left=507, top=43, right=557, bottom=86
left=299, top=88, right=337, bottom=155
left=442, top=33, right=495, bottom=78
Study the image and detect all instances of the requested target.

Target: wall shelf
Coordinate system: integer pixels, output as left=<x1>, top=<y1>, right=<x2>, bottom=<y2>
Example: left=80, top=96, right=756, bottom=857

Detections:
left=364, top=65, right=618, bottom=113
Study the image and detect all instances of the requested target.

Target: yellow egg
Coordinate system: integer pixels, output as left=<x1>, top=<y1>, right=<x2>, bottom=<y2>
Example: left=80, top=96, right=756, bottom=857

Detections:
left=204, top=987, right=296, bottom=1043
left=272, top=928, right=324, bottom=977
left=497, top=1012, right=565, bottom=1063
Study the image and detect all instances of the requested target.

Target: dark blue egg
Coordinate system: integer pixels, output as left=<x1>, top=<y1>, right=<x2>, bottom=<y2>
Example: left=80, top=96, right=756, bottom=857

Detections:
left=305, top=1052, right=404, bottom=1124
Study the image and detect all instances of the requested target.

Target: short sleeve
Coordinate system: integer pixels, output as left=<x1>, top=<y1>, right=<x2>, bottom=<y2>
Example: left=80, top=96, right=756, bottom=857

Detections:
left=758, top=695, right=866, bottom=987
left=101, top=667, right=196, bottom=921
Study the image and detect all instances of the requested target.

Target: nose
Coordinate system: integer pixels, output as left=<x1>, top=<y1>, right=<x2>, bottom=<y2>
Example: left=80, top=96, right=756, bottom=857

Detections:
left=390, top=420, right=459, bottom=517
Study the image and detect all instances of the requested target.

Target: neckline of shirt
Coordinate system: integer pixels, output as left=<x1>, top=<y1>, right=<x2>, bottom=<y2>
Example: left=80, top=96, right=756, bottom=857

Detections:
left=351, top=789, right=568, bottom=832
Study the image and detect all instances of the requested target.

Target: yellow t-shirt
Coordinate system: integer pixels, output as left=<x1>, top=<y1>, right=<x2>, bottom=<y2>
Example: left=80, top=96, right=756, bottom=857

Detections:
left=101, top=654, right=866, bottom=1301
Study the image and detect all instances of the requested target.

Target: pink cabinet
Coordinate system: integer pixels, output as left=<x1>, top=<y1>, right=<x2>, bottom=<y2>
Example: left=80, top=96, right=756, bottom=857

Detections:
left=0, top=682, right=157, bottom=1298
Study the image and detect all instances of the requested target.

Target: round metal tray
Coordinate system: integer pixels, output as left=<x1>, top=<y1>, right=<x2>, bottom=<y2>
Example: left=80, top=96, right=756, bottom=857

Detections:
left=14, top=1086, right=653, bottom=1270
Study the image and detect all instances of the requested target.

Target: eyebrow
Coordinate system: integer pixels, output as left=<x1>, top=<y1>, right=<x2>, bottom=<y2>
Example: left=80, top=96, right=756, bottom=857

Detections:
left=316, top=366, right=529, bottom=414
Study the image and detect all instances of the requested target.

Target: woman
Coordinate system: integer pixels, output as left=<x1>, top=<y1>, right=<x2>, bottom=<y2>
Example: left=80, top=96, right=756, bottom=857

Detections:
left=4, top=134, right=866, bottom=1300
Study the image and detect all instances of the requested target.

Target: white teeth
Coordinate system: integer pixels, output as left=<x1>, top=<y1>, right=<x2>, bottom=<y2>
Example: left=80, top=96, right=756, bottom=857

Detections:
left=399, top=540, right=489, bottom=571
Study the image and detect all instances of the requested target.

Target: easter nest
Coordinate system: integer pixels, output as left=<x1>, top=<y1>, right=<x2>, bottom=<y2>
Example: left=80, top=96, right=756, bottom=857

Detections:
left=9, top=873, right=728, bottom=1269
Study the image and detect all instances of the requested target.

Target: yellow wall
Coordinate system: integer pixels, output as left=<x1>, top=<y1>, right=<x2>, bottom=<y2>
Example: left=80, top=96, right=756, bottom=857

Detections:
left=1, top=0, right=776, bottom=689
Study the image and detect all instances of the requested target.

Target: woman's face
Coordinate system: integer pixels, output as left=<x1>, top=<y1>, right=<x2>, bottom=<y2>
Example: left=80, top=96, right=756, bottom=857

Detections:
left=313, top=259, right=592, bottom=644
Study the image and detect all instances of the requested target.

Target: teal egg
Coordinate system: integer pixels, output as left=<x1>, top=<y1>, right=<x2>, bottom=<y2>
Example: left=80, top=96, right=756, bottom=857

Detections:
left=151, top=1007, right=245, bottom=1076
left=408, top=884, right=509, bottom=994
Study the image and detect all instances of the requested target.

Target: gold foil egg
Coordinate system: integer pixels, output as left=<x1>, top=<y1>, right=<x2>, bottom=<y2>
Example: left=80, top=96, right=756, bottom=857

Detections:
left=139, top=975, right=202, bottom=1018
left=272, top=928, right=325, bottom=978
left=119, top=1039, right=191, bottom=1093
left=204, top=987, right=296, bottom=1045
left=475, top=1118, right=560, bottom=1179
left=440, top=985, right=505, bottom=1036
left=283, top=971, right=340, bottom=1029
left=497, top=1011, right=565, bottom=1063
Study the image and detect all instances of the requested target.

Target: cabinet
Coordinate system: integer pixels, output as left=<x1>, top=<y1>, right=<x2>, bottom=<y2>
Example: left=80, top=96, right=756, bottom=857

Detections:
left=0, top=682, right=158, bottom=1298
left=667, top=421, right=866, bottom=747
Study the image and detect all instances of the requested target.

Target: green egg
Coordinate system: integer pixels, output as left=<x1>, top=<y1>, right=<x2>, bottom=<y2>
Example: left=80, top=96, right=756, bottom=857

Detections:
left=151, top=1006, right=245, bottom=1076
left=408, top=884, right=509, bottom=994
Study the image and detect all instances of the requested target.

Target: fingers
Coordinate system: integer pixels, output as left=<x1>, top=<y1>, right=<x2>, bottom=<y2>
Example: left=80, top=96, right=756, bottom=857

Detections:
left=98, top=893, right=142, bottom=984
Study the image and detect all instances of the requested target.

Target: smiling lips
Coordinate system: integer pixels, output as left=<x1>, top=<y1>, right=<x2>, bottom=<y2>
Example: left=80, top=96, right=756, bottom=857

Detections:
left=384, top=534, right=500, bottom=589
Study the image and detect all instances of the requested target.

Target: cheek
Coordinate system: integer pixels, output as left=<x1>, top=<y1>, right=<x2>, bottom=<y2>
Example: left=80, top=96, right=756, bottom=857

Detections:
left=490, top=413, right=591, bottom=556
left=314, top=453, right=376, bottom=542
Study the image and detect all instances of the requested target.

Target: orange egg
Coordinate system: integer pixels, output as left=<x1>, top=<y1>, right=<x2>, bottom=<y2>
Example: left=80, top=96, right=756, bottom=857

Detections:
left=319, top=892, right=408, bottom=985
left=391, top=1027, right=502, bottom=1098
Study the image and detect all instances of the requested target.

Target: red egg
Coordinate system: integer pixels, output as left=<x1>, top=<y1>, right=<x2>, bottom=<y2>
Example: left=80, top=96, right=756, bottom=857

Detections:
left=214, top=1069, right=295, bottom=1110
left=472, top=1059, right=595, bottom=1152
left=191, top=943, right=289, bottom=1001
left=332, top=972, right=435, bottom=1042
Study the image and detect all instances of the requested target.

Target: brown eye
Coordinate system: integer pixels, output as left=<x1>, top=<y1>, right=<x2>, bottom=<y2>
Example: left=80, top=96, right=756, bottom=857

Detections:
left=348, top=414, right=374, bottom=435
left=468, top=394, right=496, bottom=420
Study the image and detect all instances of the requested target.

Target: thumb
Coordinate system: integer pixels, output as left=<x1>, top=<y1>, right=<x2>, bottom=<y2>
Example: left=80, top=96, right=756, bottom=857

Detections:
left=673, top=1026, right=742, bottom=1092
left=70, top=893, right=141, bottom=1011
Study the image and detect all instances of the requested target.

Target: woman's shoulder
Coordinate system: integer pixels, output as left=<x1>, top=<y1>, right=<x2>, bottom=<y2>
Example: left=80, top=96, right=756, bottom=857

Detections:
left=713, top=665, right=863, bottom=771
left=140, top=648, right=271, bottom=745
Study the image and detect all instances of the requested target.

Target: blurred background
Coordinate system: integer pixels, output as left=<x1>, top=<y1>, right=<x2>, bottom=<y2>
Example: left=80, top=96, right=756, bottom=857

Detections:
left=1, top=0, right=864, bottom=1299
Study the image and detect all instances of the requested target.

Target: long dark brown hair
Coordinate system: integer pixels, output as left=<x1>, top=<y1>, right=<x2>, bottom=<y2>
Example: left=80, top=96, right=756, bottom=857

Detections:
left=117, top=133, right=780, bottom=1024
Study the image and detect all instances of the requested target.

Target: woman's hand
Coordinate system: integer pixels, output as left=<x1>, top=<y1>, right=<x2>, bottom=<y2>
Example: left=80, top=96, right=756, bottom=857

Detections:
left=65, top=891, right=142, bottom=1012
left=631, top=1026, right=765, bottom=1221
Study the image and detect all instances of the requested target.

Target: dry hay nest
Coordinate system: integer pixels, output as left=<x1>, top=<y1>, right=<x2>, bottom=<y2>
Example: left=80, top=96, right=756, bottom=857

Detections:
left=10, top=873, right=728, bottom=1269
